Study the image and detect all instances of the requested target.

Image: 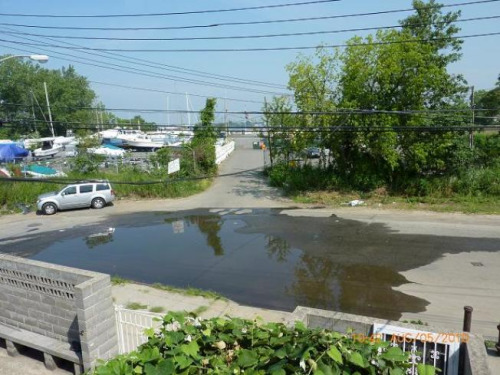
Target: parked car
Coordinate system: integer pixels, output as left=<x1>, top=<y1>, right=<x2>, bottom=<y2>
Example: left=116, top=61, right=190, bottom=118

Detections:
left=37, top=180, right=115, bottom=215
left=306, top=147, right=321, bottom=159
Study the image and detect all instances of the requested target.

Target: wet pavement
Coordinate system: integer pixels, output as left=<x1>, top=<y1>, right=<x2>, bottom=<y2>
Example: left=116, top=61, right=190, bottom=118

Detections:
left=2, top=208, right=500, bottom=321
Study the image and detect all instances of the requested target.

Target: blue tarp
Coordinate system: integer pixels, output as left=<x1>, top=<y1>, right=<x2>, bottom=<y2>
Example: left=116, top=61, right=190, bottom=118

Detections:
left=0, top=143, right=29, bottom=162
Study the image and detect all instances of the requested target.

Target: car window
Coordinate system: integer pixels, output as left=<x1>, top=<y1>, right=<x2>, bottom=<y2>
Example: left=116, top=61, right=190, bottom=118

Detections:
left=79, top=185, right=93, bottom=193
left=63, top=186, right=77, bottom=195
left=96, top=183, right=110, bottom=191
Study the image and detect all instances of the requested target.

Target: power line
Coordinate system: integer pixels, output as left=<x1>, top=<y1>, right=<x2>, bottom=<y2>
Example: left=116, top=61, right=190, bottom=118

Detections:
left=0, top=0, right=341, bottom=18
left=2, top=32, right=498, bottom=52
left=4, top=102, right=499, bottom=115
left=2, top=120, right=499, bottom=133
left=0, top=25, right=290, bottom=91
left=88, top=81, right=266, bottom=105
left=0, top=40, right=290, bottom=96
left=4, top=16, right=498, bottom=42
left=0, top=35, right=288, bottom=92
left=0, top=0, right=496, bottom=30
left=0, top=166, right=265, bottom=186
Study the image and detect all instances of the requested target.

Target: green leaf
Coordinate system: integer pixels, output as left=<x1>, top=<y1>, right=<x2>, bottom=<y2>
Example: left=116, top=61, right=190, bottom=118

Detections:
left=274, top=348, right=287, bottom=359
left=270, top=370, right=286, bottom=375
left=144, top=360, right=175, bottom=375
left=327, top=346, right=343, bottom=364
left=133, top=365, right=143, bottom=374
left=180, top=341, right=200, bottom=358
left=389, top=367, right=404, bottom=375
left=317, top=360, right=337, bottom=375
left=237, top=349, right=259, bottom=368
left=175, top=355, right=192, bottom=370
left=380, top=347, right=408, bottom=362
left=348, top=352, right=366, bottom=368
left=417, top=364, right=436, bottom=375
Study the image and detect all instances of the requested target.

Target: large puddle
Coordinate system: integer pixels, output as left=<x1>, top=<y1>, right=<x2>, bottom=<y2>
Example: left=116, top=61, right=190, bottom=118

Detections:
left=3, top=209, right=500, bottom=320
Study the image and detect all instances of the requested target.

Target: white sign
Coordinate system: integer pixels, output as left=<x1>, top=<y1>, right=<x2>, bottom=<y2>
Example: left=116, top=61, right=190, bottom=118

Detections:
left=167, top=158, right=180, bottom=174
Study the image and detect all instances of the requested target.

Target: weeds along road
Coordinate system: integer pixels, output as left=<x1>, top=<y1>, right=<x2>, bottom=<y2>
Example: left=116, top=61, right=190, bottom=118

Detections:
left=1, top=135, right=500, bottom=337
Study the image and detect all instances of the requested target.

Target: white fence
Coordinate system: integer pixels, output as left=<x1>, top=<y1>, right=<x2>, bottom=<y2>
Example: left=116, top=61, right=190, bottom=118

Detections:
left=373, top=324, right=460, bottom=375
left=215, top=141, right=235, bottom=165
left=115, top=306, right=163, bottom=354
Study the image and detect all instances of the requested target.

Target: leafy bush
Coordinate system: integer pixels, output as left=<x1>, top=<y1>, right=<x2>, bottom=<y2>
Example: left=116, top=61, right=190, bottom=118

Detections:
left=93, top=312, right=435, bottom=375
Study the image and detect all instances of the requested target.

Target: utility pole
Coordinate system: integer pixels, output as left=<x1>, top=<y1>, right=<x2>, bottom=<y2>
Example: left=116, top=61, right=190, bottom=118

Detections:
left=185, top=93, right=191, bottom=128
left=470, top=86, right=475, bottom=149
left=166, top=96, right=170, bottom=127
left=43, top=82, right=55, bottom=137
left=224, top=94, right=228, bottom=135
left=29, top=91, right=37, bottom=131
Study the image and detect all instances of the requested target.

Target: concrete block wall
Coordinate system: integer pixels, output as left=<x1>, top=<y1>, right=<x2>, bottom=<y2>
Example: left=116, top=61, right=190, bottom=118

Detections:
left=0, top=254, right=118, bottom=372
left=75, top=274, right=118, bottom=370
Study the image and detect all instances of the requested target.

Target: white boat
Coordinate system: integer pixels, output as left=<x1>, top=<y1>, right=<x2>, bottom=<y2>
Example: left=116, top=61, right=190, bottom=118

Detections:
left=32, top=140, right=64, bottom=158
left=126, top=134, right=166, bottom=150
left=24, top=136, right=76, bottom=149
left=99, top=127, right=145, bottom=147
left=87, top=144, right=126, bottom=157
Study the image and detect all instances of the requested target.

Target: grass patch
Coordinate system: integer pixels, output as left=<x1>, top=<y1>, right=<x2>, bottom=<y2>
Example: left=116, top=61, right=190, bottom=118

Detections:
left=151, top=283, right=226, bottom=301
left=110, top=275, right=129, bottom=285
left=126, top=302, right=148, bottom=310
left=484, top=340, right=498, bottom=349
left=149, top=306, right=165, bottom=313
left=193, top=305, right=209, bottom=315
left=292, top=190, right=500, bottom=214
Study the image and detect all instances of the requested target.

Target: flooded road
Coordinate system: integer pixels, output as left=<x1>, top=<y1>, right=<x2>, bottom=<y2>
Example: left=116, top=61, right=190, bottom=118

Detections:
left=3, top=208, right=500, bottom=321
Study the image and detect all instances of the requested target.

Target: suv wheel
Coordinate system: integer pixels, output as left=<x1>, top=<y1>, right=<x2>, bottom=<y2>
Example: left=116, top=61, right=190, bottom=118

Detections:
left=91, top=197, right=106, bottom=209
left=42, top=203, right=57, bottom=215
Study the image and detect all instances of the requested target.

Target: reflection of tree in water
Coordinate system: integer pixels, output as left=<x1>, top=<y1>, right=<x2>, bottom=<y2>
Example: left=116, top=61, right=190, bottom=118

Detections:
left=287, top=254, right=428, bottom=320
left=189, top=216, right=224, bottom=256
left=84, top=234, right=114, bottom=249
left=266, top=235, right=291, bottom=263
left=288, top=254, right=340, bottom=310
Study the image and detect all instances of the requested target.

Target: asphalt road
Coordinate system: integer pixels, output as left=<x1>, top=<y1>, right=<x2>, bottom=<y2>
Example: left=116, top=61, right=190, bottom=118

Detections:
left=1, top=136, right=500, bottom=339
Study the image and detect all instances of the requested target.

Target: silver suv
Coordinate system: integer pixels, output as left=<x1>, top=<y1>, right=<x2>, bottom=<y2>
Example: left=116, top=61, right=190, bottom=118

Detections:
left=37, top=180, right=115, bottom=215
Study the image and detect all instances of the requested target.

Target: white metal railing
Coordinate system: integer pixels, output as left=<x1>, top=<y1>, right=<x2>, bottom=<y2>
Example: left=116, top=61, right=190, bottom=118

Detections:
left=373, top=324, right=460, bottom=375
left=114, top=306, right=163, bottom=354
left=215, top=141, right=235, bottom=164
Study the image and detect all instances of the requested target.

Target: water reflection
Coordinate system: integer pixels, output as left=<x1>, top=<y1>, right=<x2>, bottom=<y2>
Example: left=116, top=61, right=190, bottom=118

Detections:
left=165, top=215, right=224, bottom=256
left=84, top=228, right=115, bottom=249
left=266, top=235, right=291, bottom=263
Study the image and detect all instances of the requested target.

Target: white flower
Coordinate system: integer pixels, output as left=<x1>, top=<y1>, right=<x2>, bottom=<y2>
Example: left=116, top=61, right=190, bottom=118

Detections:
left=193, top=318, right=202, bottom=327
left=299, top=360, right=306, bottom=371
left=185, top=335, right=192, bottom=342
left=165, top=321, right=181, bottom=332
left=241, top=328, right=247, bottom=334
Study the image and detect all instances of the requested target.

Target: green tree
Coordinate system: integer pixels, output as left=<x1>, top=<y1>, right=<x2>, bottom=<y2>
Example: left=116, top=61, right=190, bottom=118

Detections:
left=0, top=59, right=96, bottom=137
left=475, top=75, right=500, bottom=125
left=273, top=1, right=469, bottom=189
left=262, top=96, right=299, bottom=164
left=191, top=98, right=218, bottom=174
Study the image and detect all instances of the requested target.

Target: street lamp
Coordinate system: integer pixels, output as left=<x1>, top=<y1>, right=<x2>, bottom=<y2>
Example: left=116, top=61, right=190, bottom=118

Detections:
left=0, top=54, right=49, bottom=63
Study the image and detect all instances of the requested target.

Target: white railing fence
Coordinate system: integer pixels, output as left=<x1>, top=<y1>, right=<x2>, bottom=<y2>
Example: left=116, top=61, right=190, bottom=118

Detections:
left=115, top=306, right=163, bottom=354
left=215, top=141, right=235, bottom=165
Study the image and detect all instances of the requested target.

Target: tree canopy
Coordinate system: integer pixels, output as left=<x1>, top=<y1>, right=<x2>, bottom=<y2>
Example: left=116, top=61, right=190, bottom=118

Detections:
left=0, top=58, right=96, bottom=137
left=268, top=0, right=471, bottom=189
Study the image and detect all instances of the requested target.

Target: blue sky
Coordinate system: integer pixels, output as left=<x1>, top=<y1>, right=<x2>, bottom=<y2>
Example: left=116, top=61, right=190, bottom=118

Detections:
left=0, top=0, right=499, bottom=125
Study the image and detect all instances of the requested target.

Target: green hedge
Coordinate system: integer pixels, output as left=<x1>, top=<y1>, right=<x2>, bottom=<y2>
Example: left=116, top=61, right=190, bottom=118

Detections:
left=93, top=312, right=436, bottom=375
